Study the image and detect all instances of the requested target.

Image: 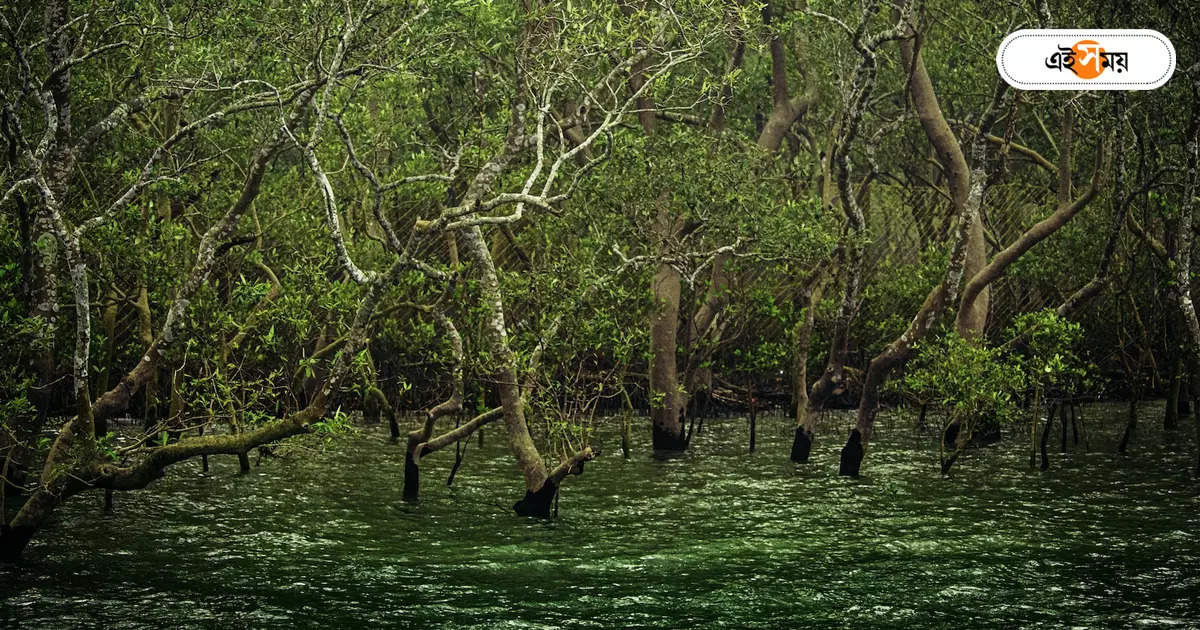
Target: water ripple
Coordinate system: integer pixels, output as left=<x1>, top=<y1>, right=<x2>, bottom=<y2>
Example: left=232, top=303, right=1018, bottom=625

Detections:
left=2, top=402, right=1199, bottom=628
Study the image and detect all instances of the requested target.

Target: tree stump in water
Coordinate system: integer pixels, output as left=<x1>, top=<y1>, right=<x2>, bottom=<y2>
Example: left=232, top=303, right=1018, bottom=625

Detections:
left=620, top=416, right=631, bottom=459
left=790, top=427, right=814, bottom=463
left=1118, top=398, right=1137, bottom=455
left=403, top=451, right=420, bottom=502
left=1040, top=402, right=1058, bottom=471
left=513, top=480, right=558, bottom=518
left=747, top=395, right=757, bottom=454
left=1071, top=402, right=1080, bottom=446
left=839, top=429, right=863, bottom=477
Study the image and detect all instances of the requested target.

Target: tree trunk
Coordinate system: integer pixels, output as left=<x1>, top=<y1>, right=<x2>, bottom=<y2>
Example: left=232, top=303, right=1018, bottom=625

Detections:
left=790, top=282, right=820, bottom=463
left=940, top=418, right=970, bottom=477
left=404, top=407, right=501, bottom=502
left=364, top=389, right=382, bottom=425
left=1118, top=397, right=1137, bottom=455
left=683, top=252, right=730, bottom=431
left=897, top=28, right=991, bottom=341
left=1166, top=356, right=1182, bottom=431
left=98, top=285, right=119, bottom=396
left=135, top=280, right=157, bottom=427
left=839, top=428, right=863, bottom=477
left=755, top=1, right=813, bottom=152
left=1070, top=402, right=1080, bottom=446
left=28, top=205, right=59, bottom=424
left=390, top=412, right=402, bottom=440
left=1060, top=400, right=1069, bottom=454
left=649, top=251, right=685, bottom=450
left=199, top=425, right=209, bottom=473
left=459, top=225, right=554, bottom=503
left=1040, top=402, right=1058, bottom=471
left=1030, top=389, right=1040, bottom=468
left=403, top=450, right=420, bottom=501
left=620, top=375, right=634, bottom=459
left=513, top=478, right=558, bottom=518
left=844, top=286, right=949, bottom=474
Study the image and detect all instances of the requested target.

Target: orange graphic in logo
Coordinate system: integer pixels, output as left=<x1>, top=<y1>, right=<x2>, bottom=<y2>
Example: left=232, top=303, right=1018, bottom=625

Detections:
left=1070, top=40, right=1106, bottom=79
left=1045, top=40, right=1128, bottom=78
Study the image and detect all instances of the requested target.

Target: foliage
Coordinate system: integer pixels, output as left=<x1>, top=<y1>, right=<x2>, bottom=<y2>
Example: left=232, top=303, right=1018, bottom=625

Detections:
left=1006, top=309, right=1093, bottom=399
left=894, top=330, right=1025, bottom=434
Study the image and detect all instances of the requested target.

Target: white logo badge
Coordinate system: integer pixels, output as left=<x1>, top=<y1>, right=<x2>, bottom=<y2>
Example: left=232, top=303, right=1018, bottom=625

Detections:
left=996, top=29, right=1175, bottom=90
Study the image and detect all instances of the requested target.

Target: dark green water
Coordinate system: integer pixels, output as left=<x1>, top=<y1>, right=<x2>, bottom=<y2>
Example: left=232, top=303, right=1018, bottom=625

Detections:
left=2, top=402, right=1199, bottom=628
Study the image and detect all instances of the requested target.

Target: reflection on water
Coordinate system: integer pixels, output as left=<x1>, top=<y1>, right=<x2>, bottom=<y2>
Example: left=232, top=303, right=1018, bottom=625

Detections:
left=2, top=402, right=1199, bottom=628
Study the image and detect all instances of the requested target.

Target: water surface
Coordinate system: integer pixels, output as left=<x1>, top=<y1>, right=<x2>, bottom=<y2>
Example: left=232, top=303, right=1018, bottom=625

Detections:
left=3, top=402, right=1199, bottom=628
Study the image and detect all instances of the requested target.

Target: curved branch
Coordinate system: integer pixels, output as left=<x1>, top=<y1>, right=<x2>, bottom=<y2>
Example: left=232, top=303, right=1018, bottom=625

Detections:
left=957, top=138, right=1109, bottom=323
left=547, top=447, right=595, bottom=485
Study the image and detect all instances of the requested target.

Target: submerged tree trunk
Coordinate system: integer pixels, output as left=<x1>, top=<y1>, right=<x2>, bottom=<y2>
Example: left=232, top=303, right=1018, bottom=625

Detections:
left=198, top=425, right=209, bottom=473
left=636, top=23, right=740, bottom=453
left=684, top=251, right=731, bottom=422
left=1060, top=400, right=1070, bottom=454
left=839, top=428, right=863, bottom=477
left=619, top=377, right=635, bottom=459
left=1070, top=402, right=1080, bottom=446
left=790, top=282, right=820, bottom=463
left=1030, top=389, right=1040, bottom=468
left=1118, top=397, right=1137, bottom=455
left=843, top=286, right=949, bottom=477
left=629, top=38, right=687, bottom=452
left=402, top=310, right=466, bottom=502
left=636, top=41, right=689, bottom=452
left=459, top=225, right=555, bottom=512
left=941, top=418, right=971, bottom=477
left=1166, top=355, right=1183, bottom=431
left=457, top=219, right=596, bottom=515
left=1040, top=402, right=1058, bottom=471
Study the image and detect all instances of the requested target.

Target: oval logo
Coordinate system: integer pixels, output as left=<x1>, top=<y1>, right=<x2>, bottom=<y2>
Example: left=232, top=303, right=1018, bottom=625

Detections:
left=996, top=29, right=1175, bottom=90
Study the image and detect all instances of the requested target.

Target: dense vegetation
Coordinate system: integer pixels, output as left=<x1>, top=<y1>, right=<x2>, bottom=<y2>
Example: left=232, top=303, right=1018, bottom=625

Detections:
left=1, top=0, right=1198, bottom=565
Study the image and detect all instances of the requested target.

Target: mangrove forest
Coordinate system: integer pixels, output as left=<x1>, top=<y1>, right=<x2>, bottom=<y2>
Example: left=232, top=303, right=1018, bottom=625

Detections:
left=2, top=0, right=1200, bottom=626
